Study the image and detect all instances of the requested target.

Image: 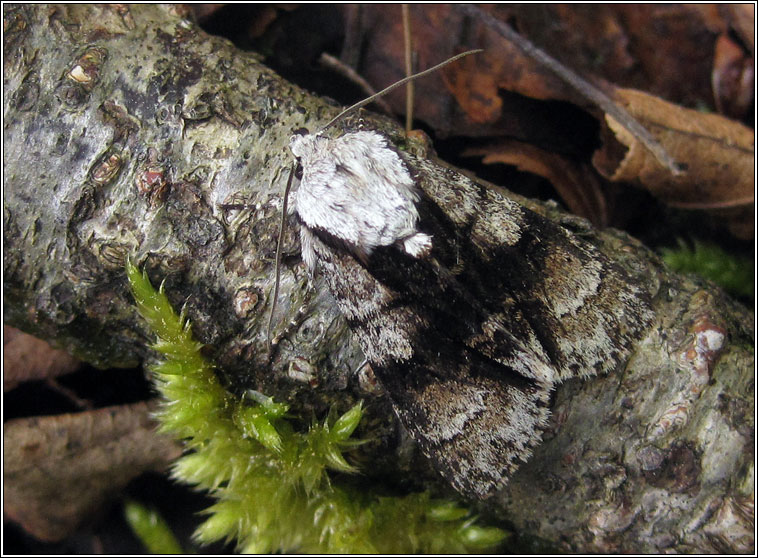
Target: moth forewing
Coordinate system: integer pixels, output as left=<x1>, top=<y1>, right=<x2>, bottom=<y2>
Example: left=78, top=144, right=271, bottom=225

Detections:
left=272, top=49, right=653, bottom=500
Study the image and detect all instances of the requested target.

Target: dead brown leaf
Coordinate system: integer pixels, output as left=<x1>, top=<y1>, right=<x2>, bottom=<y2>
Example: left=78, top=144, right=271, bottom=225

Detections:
left=352, top=4, right=583, bottom=138
left=593, top=87, right=754, bottom=239
left=3, top=401, right=182, bottom=542
left=343, top=4, right=743, bottom=139
left=718, top=4, right=755, bottom=55
left=190, top=4, right=226, bottom=23
left=463, top=140, right=609, bottom=225
left=712, top=33, right=754, bottom=121
left=4, top=325, right=81, bottom=392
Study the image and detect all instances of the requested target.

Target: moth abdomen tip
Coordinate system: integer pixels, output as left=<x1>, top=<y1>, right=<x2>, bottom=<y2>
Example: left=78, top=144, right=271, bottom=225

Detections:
left=403, top=232, right=433, bottom=258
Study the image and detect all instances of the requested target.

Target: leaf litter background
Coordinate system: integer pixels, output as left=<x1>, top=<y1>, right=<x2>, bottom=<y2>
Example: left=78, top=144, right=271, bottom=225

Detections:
left=5, top=4, right=754, bottom=553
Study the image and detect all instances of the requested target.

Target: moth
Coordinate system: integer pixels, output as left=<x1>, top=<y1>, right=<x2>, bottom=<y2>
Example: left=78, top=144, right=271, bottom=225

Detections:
left=273, top=51, right=654, bottom=500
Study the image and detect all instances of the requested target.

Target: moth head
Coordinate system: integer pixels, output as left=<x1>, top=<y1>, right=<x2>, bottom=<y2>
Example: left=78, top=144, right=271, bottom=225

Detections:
left=289, top=128, right=313, bottom=160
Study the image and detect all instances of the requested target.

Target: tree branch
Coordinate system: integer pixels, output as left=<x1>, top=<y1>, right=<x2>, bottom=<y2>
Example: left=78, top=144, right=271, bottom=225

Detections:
left=3, top=4, right=753, bottom=552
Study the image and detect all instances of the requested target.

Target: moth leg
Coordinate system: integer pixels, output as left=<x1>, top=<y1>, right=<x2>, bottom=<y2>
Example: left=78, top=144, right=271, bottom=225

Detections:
left=299, top=227, right=319, bottom=275
left=269, top=301, right=310, bottom=353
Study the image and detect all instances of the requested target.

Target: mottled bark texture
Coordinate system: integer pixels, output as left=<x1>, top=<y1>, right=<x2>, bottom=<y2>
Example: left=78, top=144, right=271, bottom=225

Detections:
left=3, top=4, right=753, bottom=552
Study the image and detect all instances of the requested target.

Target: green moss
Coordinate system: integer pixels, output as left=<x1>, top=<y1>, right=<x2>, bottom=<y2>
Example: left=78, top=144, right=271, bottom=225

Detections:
left=123, top=500, right=185, bottom=554
left=127, top=261, right=507, bottom=553
left=660, top=240, right=753, bottom=299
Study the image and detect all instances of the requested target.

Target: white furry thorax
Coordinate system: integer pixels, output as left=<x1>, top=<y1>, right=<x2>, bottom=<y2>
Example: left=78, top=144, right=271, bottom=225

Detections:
left=289, top=130, right=432, bottom=271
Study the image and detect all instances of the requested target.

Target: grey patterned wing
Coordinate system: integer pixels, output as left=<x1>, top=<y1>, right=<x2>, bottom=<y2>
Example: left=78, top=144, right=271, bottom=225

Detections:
left=307, top=224, right=557, bottom=499
left=415, top=171, right=655, bottom=385
left=297, top=146, right=653, bottom=499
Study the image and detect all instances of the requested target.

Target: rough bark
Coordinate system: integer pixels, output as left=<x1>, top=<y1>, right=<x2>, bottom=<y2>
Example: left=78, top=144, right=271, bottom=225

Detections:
left=3, top=4, right=753, bottom=552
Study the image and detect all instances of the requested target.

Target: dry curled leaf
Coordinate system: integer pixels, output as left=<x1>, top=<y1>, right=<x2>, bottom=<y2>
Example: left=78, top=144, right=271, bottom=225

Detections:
left=717, top=4, right=755, bottom=55
left=463, top=140, right=609, bottom=226
left=593, top=87, right=754, bottom=239
left=4, top=325, right=81, bottom=392
left=345, top=5, right=738, bottom=137
left=3, top=401, right=181, bottom=542
left=712, top=33, right=754, bottom=120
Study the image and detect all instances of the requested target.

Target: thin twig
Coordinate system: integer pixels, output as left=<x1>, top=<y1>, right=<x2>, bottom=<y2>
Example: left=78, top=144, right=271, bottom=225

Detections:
left=666, top=196, right=755, bottom=210
left=321, top=49, right=483, bottom=133
left=46, top=377, right=93, bottom=410
left=318, top=53, right=394, bottom=116
left=402, top=4, right=415, bottom=132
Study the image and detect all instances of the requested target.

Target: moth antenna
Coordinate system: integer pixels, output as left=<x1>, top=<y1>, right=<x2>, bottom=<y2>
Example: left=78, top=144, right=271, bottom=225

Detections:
left=267, top=162, right=297, bottom=359
left=320, top=48, right=483, bottom=133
